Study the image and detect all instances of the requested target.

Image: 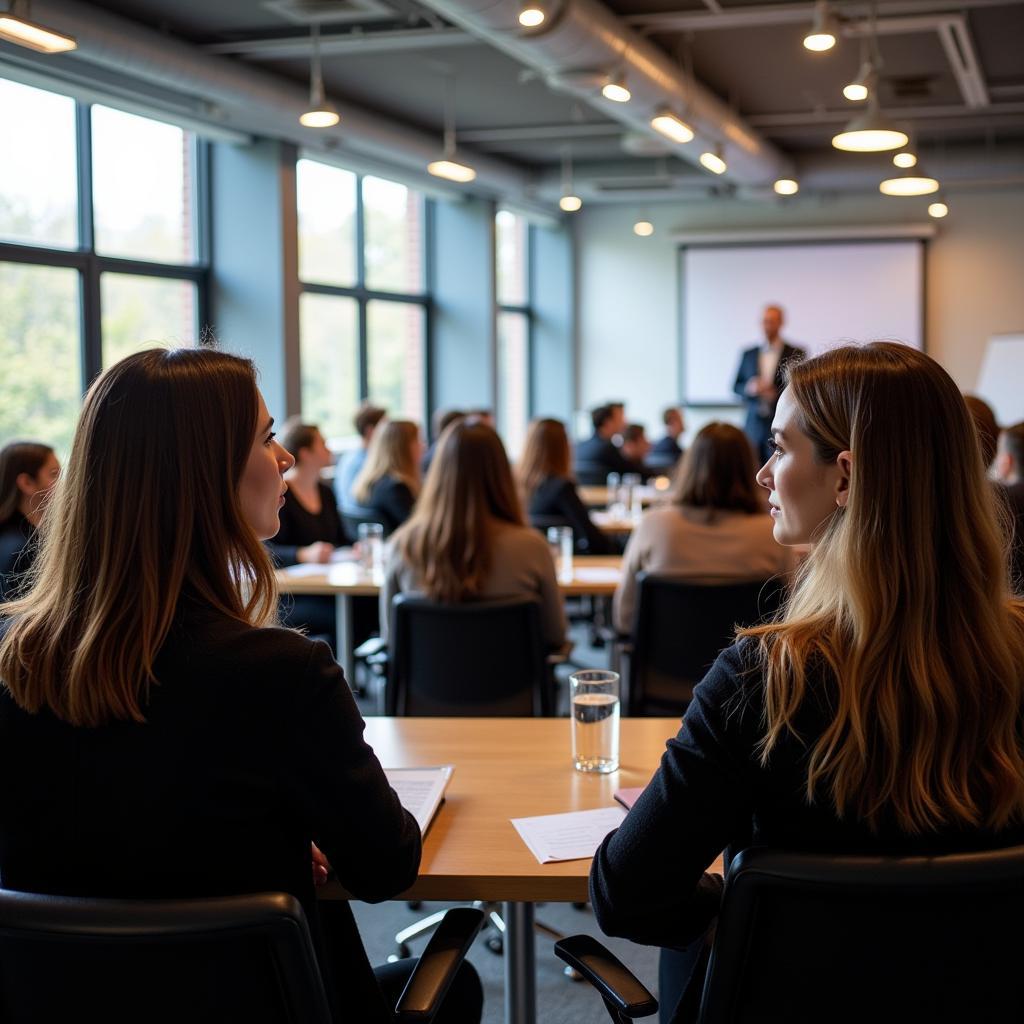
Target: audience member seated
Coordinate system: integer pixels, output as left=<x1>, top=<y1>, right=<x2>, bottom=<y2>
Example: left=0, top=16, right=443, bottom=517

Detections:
left=964, top=393, right=999, bottom=471
left=996, top=420, right=1024, bottom=592
left=516, top=418, right=612, bottom=555
left=381, top=419, right=567, bottom=651
left=574, top=404, right=636, bottom=483
left=612, top=422, right=790, bottom=633
left=352, top=419, right=423, bottom=536
left=591, top=344, right=1024, bottom=1024
left=421, top=408, right=464, bottom=477
left=620, top=423, right=652, bottom=477
left=0, top=348, right=482, bottom=1024
left=336, top=403, right=386, bottom=513
left=648, top=406, right=685, bottom=472
left=0, top=441, right=60, bottom=601
left=465, top=408, right=495, bottom=428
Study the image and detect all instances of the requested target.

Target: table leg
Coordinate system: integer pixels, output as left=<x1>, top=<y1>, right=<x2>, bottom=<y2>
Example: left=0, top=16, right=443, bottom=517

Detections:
left=336, top=594, right=354, bottom=686
left=503, top=901, right=536, bottom=1024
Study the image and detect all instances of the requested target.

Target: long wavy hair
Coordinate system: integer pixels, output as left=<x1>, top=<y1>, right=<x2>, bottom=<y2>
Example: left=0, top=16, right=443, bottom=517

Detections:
left=515, top=418, right=571, bottom=507
left=741, top=342, right=1024, bottom=833
left=391, top=420, right=523, bottom=603
left=671, top=422, right=762, bottom=522
left=0, top=348, right=279, bottom=727
left=353, top=419, right=420, bottom=506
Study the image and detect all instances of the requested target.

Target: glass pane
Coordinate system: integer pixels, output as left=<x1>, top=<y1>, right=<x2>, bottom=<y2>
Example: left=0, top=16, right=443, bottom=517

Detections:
left=299, top=293, right=359, bottom=441
left=297, top=159, right=357, bottom=288
left=497, top=311, right=529, bottom=458
left=0, top=263, right=82, bottom=455
left=367, top=301, right=425, bottom=425
left=0, top=79, right=77, bottom=249
left=363, top=175, right=424, bottom=294
left=92, top=105, right=196, bottom=263
left=101, top=274, right=197, bottom=368
left=496, top=209, right=527, bottom=308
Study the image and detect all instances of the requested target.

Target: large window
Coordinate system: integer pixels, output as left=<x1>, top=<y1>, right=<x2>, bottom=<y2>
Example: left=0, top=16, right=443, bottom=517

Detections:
left=0, top=78, right=208, bottom=453
left=297, top=159, right=428, bottom=441
left=495, top=209, right=532, bottom=458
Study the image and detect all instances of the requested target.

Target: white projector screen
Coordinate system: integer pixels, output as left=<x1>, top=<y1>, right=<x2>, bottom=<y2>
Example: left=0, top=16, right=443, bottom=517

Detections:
left=681, top=240, right=924, bottom=405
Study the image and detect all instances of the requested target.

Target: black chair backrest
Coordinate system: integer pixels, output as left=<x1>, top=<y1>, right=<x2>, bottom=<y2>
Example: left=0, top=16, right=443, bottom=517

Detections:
left=695, top=845, right=1024, bottom=1023
left=0, top=889, right=332, bottom=1024
left=388, top=595, right=551, bottom=716
left=627, top=573, right=783, bottom=716
left=575, top=463, right=612, bottom=487
left=529, top=513, right=573, bottom=537
left=341, top=507, right=387, bottom=543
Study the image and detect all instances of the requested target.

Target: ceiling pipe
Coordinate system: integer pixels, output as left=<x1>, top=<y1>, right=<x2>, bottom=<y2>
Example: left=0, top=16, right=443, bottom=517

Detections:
left=24, top=0, right=537, bottom=201
left=413, top=0, right=792, bottom=186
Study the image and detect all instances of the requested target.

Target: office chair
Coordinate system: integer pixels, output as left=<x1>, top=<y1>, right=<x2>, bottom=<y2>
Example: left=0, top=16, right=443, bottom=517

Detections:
left=0, top=889, right=484, bottom=1024
left=556, top=843, right=1024, bottom=1022
left=575, top=463, right=614, bottom=487
left=341, top=507, right=387, bottom=543
left=620, top=573, right=784, bottom=716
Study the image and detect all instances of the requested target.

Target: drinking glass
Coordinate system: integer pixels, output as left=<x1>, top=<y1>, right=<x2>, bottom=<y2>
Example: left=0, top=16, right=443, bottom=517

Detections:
left=547, top=525, right=574, bottom=584
left=357, top=522, right=384, bottom=575
left=570, top=669, right=620, bottom=773
left=606, top=472, right=625, bottom=517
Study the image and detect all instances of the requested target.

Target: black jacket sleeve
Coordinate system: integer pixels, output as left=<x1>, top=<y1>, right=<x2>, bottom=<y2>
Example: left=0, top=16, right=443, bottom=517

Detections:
left=590, top=640, right=761, bottom=949
left=377, top=479, right=415, bottom=535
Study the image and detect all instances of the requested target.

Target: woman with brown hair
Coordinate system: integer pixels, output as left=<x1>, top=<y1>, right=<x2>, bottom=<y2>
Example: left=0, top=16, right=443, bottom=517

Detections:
left=592, top=343, right=1024, bottom=1023
left=516, top=417, right=612, bottom=555
left=381, top=419, right=567, bottom=650
left=0, top=441, right=60, bottom=600
left=0, top=349, right=480, bottom=1023
left=352, top=418, right=422, bottom=535
left=612, top=421, right=790, bottom=633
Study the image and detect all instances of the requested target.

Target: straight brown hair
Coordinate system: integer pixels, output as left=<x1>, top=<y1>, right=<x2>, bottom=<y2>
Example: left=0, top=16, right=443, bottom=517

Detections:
left=392, top=420, right=523, bottom=602
left=516, top=418, right=571, bottom=507
left=0, top=348, right=279, bottom=727
left=353, top=419, right=420, bottom=506
left=671, top=421, right=761, bottom=519
left=741, top=343, right=1024, bottom=834
left=0, top=442, right=54, bottom=530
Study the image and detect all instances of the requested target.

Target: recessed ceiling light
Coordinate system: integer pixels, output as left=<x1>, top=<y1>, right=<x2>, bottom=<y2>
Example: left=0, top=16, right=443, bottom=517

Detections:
left=518, top=3, right=545, bottom=28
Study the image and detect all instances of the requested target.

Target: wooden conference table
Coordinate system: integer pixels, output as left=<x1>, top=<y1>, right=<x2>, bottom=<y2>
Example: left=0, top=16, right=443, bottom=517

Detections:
left=321, top=717, right=719, bottom=1024
left=277, top=555, right=624, bottom=682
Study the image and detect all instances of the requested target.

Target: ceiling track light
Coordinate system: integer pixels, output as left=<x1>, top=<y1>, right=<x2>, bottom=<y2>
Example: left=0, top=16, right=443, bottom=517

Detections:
left=928, top=197, right=949, bottom=218
left=559, top=148, right=582, bottom=212
left=0, top=0, right=76, bottom=52
left=699, top=145, right=727, bottom=175
left=518, top=1, right=547, bottom=28
left=774, top=178, right=800, bottom=196
left=299, top=24, right=339, bottom=128
left=650, top=109, right=694, bottom=144
left=803, top=0, right=839, bottom=52
left=602, top=70, right=631, bottom=103
left=427, top=74, right=476, bottom=183
left=832, top=97, right=908, bottom=152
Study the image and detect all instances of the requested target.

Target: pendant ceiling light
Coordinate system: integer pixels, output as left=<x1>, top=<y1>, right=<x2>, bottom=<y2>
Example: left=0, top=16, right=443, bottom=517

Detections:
left=774, top=178, right=800, bottom=195
left=518, top=1, right=547, bottom=28
left=832, top=97, right=908, bottom=152
left=427, top=75, right=476, bottom=183
left=602, top=70, right=631, bottom=103
left=650, top=110, right=694, bottom=145
left=699, top=145, right=727, bottom=175
left=893, top=150, right=917, bottom=168
left=633, top=218, right=654, bottom=237
left=928, top=198, right=949, bottom=218
left=299, top=25, right=339, bottom=128
left=803, top=0, right=839, bottom=52
left=559, top=148, right=582, bottom=212
left=879, top=167, right=939, bottom=196
left=0, top=0, right=76, bottom=52
left=843, top=62, right=874, bottom=102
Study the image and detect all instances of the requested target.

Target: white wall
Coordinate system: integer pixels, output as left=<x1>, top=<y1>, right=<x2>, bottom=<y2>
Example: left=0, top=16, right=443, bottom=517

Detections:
left=576, top=189, right=1024, bottom=440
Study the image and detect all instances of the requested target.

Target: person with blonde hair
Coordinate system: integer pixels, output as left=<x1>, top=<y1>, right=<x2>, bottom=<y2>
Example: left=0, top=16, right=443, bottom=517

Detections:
left=516, top=417, right=611, bottom=555
left=592, top=343, right=1024, bottom=1022
left=352, top=418, right=422, bottom=535
left=612, top=421, right=791, bottom=633
left=0, top=349, right=480, bottom=1023
left=382, top=419, right=567, bottom=650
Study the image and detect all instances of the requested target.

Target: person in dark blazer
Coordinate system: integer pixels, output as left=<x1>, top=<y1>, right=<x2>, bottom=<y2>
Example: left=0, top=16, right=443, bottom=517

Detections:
left=0, top=441, right=60, bottom=601
left=0, top=348, right=481, bottom=1024
left=516, top=417, right=612, bottom=555
left=733, top=304, right=805, bottom=464
left=574, top=404, right=635, bottom=484
left=351, top=419, right=423, bottom=536
left=591, top=343, right=1024, bottom=1024
left=648, top=407, right=685, bottom=472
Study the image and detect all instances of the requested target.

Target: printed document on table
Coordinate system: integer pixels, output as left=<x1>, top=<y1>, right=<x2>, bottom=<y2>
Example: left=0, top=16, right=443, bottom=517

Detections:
left=384, top=766, right=455, bottom=835
left=511, top=807, right=626, bottom=864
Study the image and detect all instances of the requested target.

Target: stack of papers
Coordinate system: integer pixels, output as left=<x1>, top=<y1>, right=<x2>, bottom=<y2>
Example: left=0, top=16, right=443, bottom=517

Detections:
left=384, top=766, right=454, bottom=835
left=511, top=807, right=626, bottom=864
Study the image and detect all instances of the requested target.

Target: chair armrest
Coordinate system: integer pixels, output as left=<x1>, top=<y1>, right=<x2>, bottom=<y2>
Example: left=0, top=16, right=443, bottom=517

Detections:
left=554, top=935, right=658, bottom=1020
left=394, top=907, right=485, bottom=1022
left=354, top=635, right=387, bottom=659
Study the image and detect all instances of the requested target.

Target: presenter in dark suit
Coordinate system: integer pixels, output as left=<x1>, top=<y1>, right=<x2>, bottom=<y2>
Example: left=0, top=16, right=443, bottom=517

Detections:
left=733, top=304, right=805, bottom=463
left=0, top=348, right=481, bottom=1024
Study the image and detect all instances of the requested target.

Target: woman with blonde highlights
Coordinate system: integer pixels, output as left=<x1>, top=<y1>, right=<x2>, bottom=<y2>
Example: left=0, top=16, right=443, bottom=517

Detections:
left=591, top=343, right=1024, bottom=1022
left=0, top=349, right=480, bottom=1023
left=352, top=418, right=422, bottom=534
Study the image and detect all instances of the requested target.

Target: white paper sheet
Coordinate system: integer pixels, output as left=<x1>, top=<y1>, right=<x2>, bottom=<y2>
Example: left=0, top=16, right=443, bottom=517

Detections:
left=385, top=766, right=454, bottom=835
left=573, top=567, right=623, bottom=583
left=511, top=807, right=626, bottom=864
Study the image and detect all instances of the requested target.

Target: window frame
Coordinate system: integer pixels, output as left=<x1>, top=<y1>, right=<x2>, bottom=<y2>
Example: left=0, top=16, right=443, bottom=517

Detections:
left=0, top=90, right=211, bottom=394
left=495, top=210, right=536, bottom=444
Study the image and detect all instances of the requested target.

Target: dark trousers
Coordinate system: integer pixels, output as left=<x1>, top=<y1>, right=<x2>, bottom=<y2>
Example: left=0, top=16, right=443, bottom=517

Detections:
left=659, top=928, right=714, bottom=1024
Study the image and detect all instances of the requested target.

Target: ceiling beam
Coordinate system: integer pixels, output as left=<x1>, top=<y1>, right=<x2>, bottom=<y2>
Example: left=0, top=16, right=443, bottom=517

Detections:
left=457, top=123, right=622, bottom=143
left=204, top=27, right=474, bottom=58
left=746, top=100, right=1024, bottom=127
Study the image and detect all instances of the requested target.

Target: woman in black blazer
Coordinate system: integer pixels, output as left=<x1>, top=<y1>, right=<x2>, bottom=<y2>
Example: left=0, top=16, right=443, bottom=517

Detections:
left=516, top=417, right=612, bottom=555
left=351, top=418, right=422, bottom=536
left=0, top=349, right=480, bottom=1023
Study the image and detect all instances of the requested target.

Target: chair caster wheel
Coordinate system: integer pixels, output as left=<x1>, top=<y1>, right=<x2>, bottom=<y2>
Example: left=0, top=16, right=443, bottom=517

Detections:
left=388, top=943, right=412, bottom=962
left=564, top=966, right=583, bottom=981
left=485, top=935, right=504, bottom=955
left=406, top=901, right=422, bottom=910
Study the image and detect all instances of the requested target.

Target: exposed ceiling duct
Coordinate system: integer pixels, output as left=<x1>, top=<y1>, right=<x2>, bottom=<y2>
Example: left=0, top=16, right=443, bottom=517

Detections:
left=413, top=0, right=793, bottom=186
left=17, top=0, right=540, bottom=205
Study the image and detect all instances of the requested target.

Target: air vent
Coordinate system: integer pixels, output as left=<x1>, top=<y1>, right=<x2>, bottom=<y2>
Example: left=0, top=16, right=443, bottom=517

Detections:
left=262, top=0, right=395, bottom=25
left=887, top=75, right=935, bottom=100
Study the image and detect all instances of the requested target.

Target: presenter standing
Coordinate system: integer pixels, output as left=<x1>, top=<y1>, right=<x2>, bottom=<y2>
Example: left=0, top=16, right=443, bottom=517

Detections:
left=733, top=305, right=805, bottom=463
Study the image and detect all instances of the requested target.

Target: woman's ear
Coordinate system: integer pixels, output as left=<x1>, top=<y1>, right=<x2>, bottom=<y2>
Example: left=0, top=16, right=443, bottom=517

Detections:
left=15, top=471, right=36, bottom=498
left=835, top=450, right=853, bottom=508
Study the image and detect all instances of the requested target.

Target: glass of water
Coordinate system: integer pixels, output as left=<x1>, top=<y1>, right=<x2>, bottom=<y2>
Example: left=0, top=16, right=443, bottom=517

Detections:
left=547, top=525, right=574, bottom=584
left=357, top=522, right=384, bottom=575
left=570, top=669, right=620, bottom=774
